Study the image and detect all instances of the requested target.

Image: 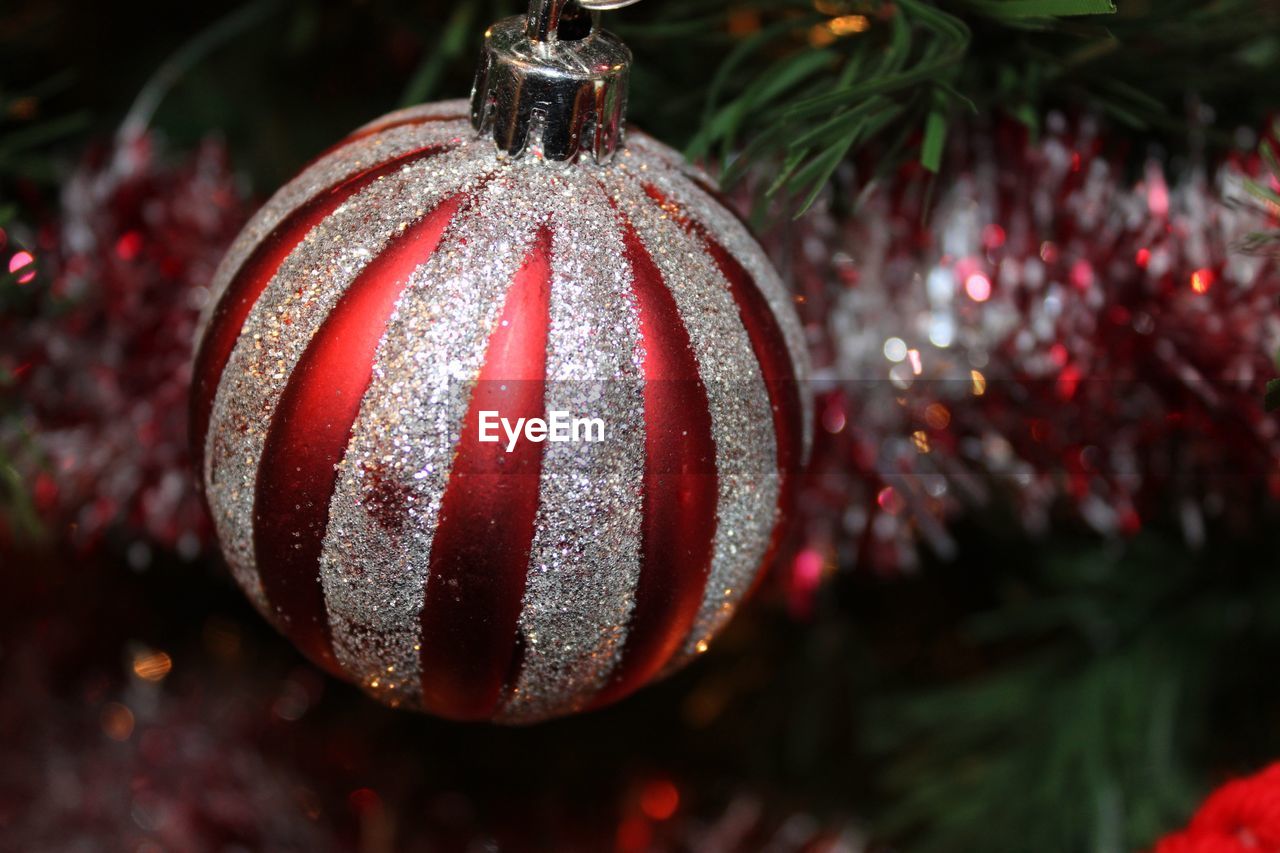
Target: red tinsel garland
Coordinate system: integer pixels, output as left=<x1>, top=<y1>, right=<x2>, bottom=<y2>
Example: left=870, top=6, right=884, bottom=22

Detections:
left=0, top=132, right=248, bottom=556
left=781, top=115, right=1280, bottom=579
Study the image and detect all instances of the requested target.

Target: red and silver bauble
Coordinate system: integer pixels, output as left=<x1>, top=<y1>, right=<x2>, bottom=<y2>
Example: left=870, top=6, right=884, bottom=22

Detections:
left=191, top=0, right=810, bottom=723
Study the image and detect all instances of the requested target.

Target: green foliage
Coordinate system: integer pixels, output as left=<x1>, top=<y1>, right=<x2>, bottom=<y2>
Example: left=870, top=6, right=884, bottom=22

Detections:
left=1242, top=121, right=1280, bottom=257
left=962, top=0, right=1115, bottom=17
left=0, top=73, right=87, bottom=183
left=8, top=1, right=1280, bottom=207
left=637, top=0, right=986, bottom=211
left=1266, top=377, right=1280, bottom=412
left=621, top=0, right=1280, bottom=212
left=398, top=2, right=481, bottom=107
left=862, top=530, right=1280, bottom=852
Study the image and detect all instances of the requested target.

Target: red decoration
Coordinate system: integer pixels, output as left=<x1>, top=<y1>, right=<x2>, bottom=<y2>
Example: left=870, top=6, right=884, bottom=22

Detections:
left=1155, top=764, right=1280, bottom=852
left=785, top=115, right=1280, bottom=574
left=0, top=132, right=248, bottom=555
left=192, top=102, right=809, bottom=722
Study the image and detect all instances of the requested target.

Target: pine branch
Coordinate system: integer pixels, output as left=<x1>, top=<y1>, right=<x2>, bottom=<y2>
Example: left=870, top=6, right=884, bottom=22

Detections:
left=1241, top=122, right=1280, bottom=257
left=622, top=0, right=1280, bottom=213
left=863, top=531, right=1280, bottom=853
left=0, top=74, right=88, bottom=183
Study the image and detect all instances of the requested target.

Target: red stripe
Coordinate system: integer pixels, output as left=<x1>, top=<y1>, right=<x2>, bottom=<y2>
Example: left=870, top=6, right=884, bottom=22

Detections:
left=590, top=218, right=719, bottom=710
left=301, top=112, right=466, bottom=172
left=643, top=183, right=804, bottom=580
left=191, top=143, right=454, bottom=480
left=417, top=228, right=553, bottom=720
left=252, top=194, right=464, bottom=673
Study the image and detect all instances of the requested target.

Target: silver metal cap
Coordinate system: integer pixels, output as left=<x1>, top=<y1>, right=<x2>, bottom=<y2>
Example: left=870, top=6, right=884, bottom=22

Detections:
left=470, top=0, right=632, bottom=164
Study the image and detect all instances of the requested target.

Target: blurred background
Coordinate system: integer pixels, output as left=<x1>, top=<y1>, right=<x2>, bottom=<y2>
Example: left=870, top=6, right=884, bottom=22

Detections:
left=5, top=1, right=1280, bottom=850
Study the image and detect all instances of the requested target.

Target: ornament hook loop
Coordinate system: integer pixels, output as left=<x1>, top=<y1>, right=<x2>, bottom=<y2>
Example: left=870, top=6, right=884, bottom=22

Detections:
left=525, top=0, right=595, bottom=44
left=526, top=0, right=643, bottom=40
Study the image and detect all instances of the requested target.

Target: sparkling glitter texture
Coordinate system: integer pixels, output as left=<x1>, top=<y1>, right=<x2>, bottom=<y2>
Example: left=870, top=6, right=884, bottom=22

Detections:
left=193, top=104, right=810, bottom=723
left=790, top=114, right=1280, bottom=575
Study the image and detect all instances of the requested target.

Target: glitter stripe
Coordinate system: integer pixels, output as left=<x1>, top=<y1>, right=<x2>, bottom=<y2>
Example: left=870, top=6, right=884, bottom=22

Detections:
left=318, top=166, right=547, bottom=710
left=624, top=134, right=813, bottom=460
left=204, top=146, right=478, bottom=617
left=416, top=228, right=552, bottom=720
left=588, top=215, right=718, bottom=710
left=195, top=116, right=472, bottom=343
left=703, top=237, right=802, bottom=583
left=192, top=143, right=455, bottom=486
left=497, top=177, right=646, bottom=723
left=621, top=181, right=779, bottom=666
left=253, top=195, right=465, bottom=674
left=642, top=183, right=802, bottom=599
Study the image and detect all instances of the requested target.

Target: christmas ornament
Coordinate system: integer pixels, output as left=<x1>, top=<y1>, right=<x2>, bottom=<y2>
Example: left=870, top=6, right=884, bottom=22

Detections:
left=0, top=131, right=246, bottom=555
left=788, top=115, right=1280, bottom=574
left=1154, top=763, right=1280, bottom=852
left=191, top=0, right=810, bottom=722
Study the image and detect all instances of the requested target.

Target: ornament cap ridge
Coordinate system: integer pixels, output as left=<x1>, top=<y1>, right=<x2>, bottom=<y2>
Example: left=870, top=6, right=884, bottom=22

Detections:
left=470, top=0, right=631, bottom=165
